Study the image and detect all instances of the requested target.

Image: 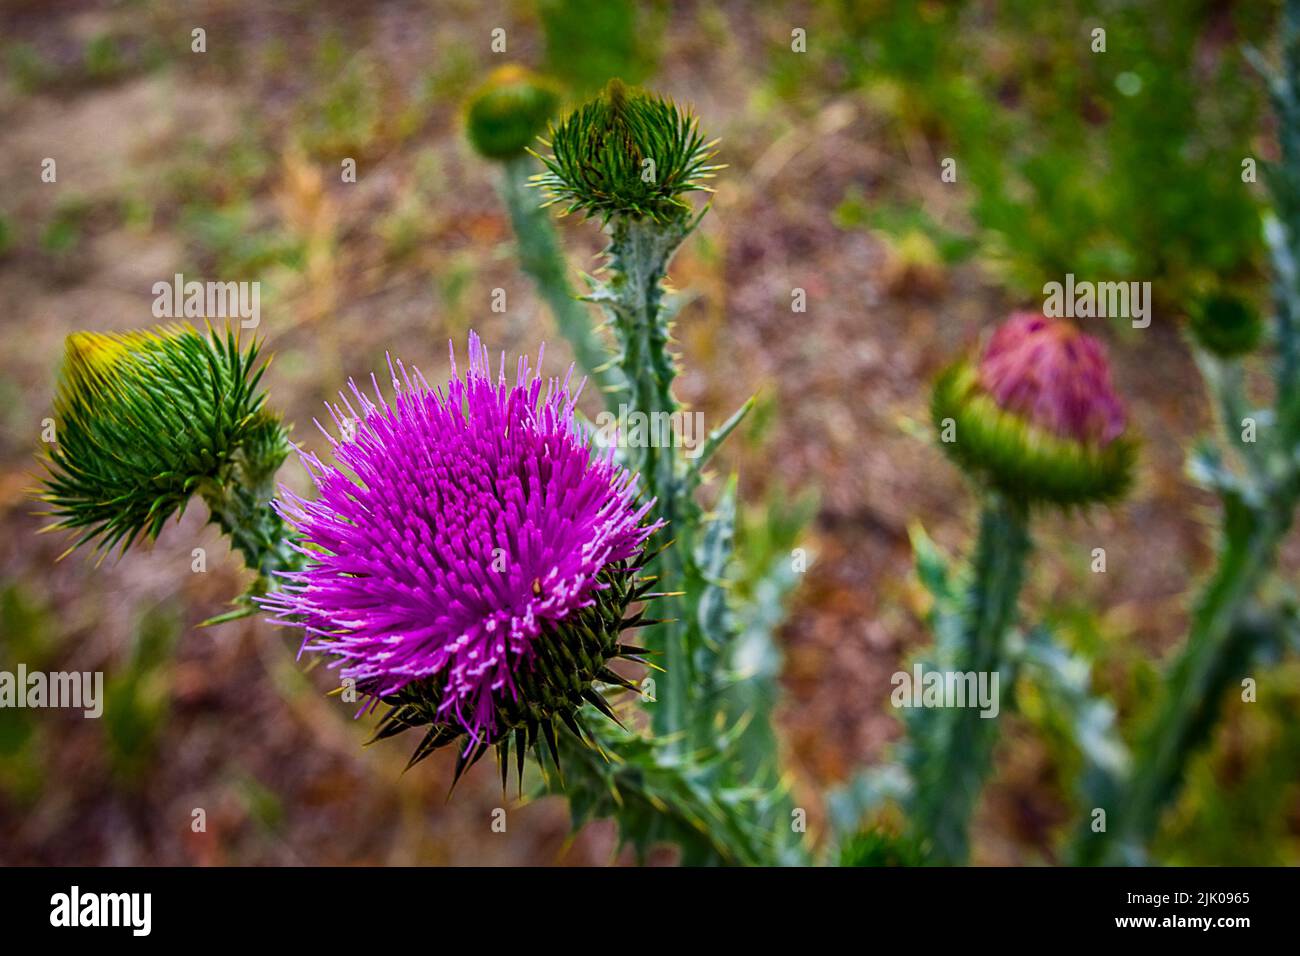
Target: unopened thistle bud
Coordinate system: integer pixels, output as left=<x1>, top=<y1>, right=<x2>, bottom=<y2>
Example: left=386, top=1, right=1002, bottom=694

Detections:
left=533, top=78, right=721, bottom=223
left=259, top=333, right=664, bottom=785
left=1187, top=291, right=1263, bottom=358
left=465, top=64, right=562, bottom=161
left=932, top=312, right=1136, bottom=506
left=40, top=324, right=291, bottom=568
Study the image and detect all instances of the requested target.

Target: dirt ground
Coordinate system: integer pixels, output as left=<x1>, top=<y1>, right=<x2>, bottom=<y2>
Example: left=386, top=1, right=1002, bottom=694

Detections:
left=0, top=0, right=1288, bottom=865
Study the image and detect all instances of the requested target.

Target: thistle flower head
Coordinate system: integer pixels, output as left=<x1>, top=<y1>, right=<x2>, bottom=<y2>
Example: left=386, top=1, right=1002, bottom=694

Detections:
left=464, top=64, right=562, bottom=161
left=932, top=312, right=1136, bottom=506
left=979, top=312, right=1126, bottom=446
left=532, top=78, right=721, bottom=224
left=41, top=324, right=285, bottom=555
left=260, top=333, right=662, bottom=777
left=1188, top=291, right=1263, bottom=358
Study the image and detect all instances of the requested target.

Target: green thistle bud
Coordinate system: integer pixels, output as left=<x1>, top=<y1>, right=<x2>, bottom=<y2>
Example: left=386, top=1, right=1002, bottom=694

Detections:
left=1187, top=292, right=1263, bottom=358
left=465, top=64, right=562, bottom=161
left=40, top=324, right=293, bottom=578
left=932, top=313, right=1136, bottom=507
left=532, top=78, right=721, bottom=223
left=839, top=829, right=926, bottom=867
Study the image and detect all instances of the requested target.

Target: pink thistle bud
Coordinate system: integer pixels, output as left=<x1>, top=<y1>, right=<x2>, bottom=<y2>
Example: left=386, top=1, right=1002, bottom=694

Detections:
left=978, top=312, right=1126, bottom=447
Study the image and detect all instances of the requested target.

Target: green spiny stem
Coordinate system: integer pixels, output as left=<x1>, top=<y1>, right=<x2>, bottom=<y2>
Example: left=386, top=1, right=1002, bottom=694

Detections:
left=1071, top=1, right=1300, bottom=864
left=527, top=81, right=794, bottom=860
left=600, top=213, right=699, bottom=753
left=199, top=481, right=298, bottom=584
left=1269, top=0, right=1300, bottom=420
left=499, top=156, right=627, bottom=404
left=908, top=493, right=1031, bottom=864
left=577, top=210, right=806, bottom=863
left=605, top=215, right=690, bottom=432
left=197, top=430, right=302, bottom=598
left=1072, top=479, right=1298, bottom=865
left=549, top=720, right=776, bottom=866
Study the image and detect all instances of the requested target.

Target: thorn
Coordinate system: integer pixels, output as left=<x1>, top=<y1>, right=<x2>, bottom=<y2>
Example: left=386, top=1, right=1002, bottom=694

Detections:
left=541, top=720, right=564, bottom=787
left=515, top=726, right=527, bottom=795
left=582, top=688, right=626, bottom=729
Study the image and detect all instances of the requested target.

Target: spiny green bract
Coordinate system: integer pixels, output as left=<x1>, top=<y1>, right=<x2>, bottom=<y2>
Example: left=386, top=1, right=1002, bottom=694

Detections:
left=931, top=362, right=1136, bottom=508
left=532, top=78, right=721, bottom=224
left=370, top=558, right=659, bottom=791
left=40, top=324, right=287, bottom=556
left=465, top=64, right=562, bottom=161
left=838, top=829, right=925, bottom=867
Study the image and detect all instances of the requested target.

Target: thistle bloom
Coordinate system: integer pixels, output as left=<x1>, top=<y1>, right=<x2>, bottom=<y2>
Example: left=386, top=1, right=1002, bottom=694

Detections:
left=932, top=312, right=1135, bottom=505
left=260, top=333, right=661, bottom=777
left=41, top=324, right=290, bottom=568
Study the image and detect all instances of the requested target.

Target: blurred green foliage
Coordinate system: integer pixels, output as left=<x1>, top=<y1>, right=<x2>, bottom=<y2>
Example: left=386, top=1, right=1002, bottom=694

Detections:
left=295, top=39, right=389, bottom=161
left=834, top=186, right=978, bottom=264
left=728, top=484, right=818, bottom=781
left=1155, top=660, right=1300, bottom=864
left=538, top=0, right=662, bottom=93
left=234, top=771, right=286, bottom=834
left=180, top=202, right=304, bottom=278
left=0, top=584, right=54, bottom=804
left=2, top=29, right=166, bottom=94
left=36, top=196, right=108, bottom=284
left=293, top=36, right=432, bottom=162
left=160, top=134, right=303, bottom=279
left=40, top=198, right=91, bottom=260
left=376, top=152, right=442, bottom=264
left=103, top=604, right=181, bottom=785
left=83, top=33, right=128, bottom=82
left=4, top=42, right=53, bottom=94
left=826, top=0, right=1273, bottom=305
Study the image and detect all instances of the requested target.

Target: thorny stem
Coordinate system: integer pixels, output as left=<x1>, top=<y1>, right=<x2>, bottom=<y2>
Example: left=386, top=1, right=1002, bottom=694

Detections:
left=1072, top=0, right=1300, bottom=864
left=499, top=156, right=627, bottom=404
left=197, top=435, right=302, bottom=612
left=1073, top=473, right=1298, bottom=865
left=601, top=214, right=698, bottom=754
left=574, top=209, right=805, bottom=864
left=1268, top=0, right=1300, bottom=420
left=909, top=493, right=1031, bottom=865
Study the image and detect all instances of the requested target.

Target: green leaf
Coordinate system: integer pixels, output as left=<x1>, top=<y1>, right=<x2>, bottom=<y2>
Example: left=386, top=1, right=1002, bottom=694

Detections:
left=688, top=396, right=755, bottom=481
left=1012, top=625, right=1130, bottom=802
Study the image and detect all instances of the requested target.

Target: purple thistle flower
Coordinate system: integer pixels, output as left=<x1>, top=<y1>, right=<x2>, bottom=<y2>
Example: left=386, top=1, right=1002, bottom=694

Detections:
left=978, top=311, right=1126, bottom=447
left=260, top=333, right=661, bottom=768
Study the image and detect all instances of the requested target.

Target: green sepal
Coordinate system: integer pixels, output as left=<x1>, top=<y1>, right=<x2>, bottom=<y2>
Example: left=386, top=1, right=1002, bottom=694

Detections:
left=366, top=555, right=660, bottom=790
left=931, top=361, right=1136, bottom=508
